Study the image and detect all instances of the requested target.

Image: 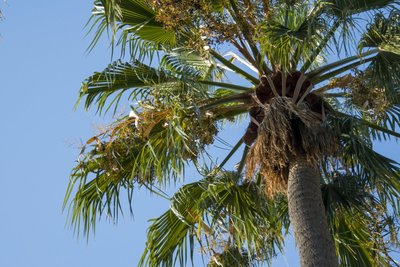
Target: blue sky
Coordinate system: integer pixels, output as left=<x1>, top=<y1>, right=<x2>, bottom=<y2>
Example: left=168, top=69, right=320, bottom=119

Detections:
left=0, top=1, right=398, bottom=267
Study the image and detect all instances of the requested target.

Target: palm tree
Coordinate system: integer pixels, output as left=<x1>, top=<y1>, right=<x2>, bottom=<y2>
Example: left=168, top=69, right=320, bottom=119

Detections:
left=65, top=0, right=400, bottom=266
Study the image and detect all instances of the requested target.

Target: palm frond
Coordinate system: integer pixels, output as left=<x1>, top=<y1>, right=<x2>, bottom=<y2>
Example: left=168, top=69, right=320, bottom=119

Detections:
left=140, top=172, right=289, bottom=267
left=312, top=0, right=396, bottom=56
left=160, top=49, right=224, bottom=80
left=323, top=172, right=400, bottom=266
left=322, top=169, right=399, bottom=266
left=326, top=0, right=397, bottom=17
left=322, top=173, right=374, bottom=215
left=77, top=56, right=226, bottom=114
left=65, top=101, right=220, bottom=236
left=331, top=115, right=400, bottom=218
left=138, top=180, right=206, bottom=267
left=258, top=2, right=326, bottom=71
left=209, top=50, right=259, bottom=84
left=308, top=49, right=378, bottom=81
left=359, top=11, right=400, bottom=97
left=78, top=60, right=163, bottom=113
left=336, top=117, right=398, bottom=176
left=88, top=0, right=176, bottom=58
left=379, top=103, right=400, bottom=131
left=64, top=153, right=136, bottom=237
left=331, top=210, right=391, bottom=267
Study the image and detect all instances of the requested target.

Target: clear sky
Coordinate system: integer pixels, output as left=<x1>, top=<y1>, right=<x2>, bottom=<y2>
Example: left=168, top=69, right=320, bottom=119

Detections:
left=0, top=1, right=398, bottom=267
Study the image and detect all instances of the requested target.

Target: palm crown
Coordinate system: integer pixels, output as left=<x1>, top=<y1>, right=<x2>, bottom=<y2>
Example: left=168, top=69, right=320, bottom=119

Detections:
left=65, top=0, right=400, bottom=266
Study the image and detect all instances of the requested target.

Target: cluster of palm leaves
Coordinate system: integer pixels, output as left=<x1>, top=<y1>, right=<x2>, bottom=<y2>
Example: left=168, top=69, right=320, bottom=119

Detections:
left=65, top=0, right=400, bottom=266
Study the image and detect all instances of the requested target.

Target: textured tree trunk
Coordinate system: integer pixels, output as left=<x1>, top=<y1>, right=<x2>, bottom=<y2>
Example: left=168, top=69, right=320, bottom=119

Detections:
left=287, top=154, right=338, bottom=267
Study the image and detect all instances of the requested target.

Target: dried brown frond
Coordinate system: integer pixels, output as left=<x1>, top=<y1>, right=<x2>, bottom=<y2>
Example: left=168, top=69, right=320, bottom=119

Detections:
left=138, top=108, right=172, bottom=138
left=84, top=117, right=144, bottom=181
left=246, top=97, right=338, bottom=197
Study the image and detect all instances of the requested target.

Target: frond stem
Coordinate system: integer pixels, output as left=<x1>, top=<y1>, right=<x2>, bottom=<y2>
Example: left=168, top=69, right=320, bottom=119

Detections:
left=230, top=38, right=258, bottom=68
left=200, top=92, right=252, bottom=110
left=308, top=49, right=379, bottom=79
left=214, top=103, right=250, bottom=119
left=300, top=21, right=341, bottom=72
left=313, top=56, right=375, bottom=84
left=210, top=49, right=259, bottom=84
left=227, top=0, right=272, bottom=75
left=198, top=80, right=253, bottom=91
left=218, top=139, right=244, bottom=169
left=322, top=92, right=348, bottom=98
left=334, top=111, right=400, bottom=138
left=237, top=146, right=249, bottom=175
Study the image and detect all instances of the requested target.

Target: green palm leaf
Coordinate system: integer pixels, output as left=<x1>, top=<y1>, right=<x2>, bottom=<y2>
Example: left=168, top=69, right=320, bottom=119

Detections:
left=258, top=2, right=326, bottom=71
left=359, top=11, right=400, bottom=97
left=327, top=0, right=396, bottom=16
left=322, top=173, right=399, bottom=266
left=78, top=60, right=165, bottom=113
left=138, top=180, right=206, bottom=267
left=140, top=172, right=289, bottom=267
left=332, top=116, right=400, bottom=218
left=88, top=0, right=176, bottom=58
left=160, top=49, right=225, bottom=80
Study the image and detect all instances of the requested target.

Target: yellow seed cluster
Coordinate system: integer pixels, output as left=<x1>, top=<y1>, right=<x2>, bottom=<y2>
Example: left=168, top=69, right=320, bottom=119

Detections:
left=350, top=71, right=389, bottom=119
left=147, top=0, right=267, bottom=48
left=148, top=0, right=212, bottom=30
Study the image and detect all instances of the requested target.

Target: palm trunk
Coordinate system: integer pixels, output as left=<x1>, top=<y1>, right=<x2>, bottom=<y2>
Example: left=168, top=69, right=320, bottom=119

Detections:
left=287, top=154, right=338, bottom=267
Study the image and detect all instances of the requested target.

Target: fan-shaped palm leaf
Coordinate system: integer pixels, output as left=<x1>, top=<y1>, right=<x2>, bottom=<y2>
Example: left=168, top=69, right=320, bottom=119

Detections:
left=139, top=172, right=289, bottom=267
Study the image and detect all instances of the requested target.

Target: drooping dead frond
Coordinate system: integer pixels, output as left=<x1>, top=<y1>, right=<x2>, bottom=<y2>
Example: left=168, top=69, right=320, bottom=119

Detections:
left=246, top=97, right=338, bottom=197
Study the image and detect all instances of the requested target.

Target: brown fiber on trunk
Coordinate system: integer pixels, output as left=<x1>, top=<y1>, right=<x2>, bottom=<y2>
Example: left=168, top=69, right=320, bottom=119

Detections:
left=243, top=72, right=323, bottom=146
left=288, top=154, right=338, bottom=267
left=245, top=97, right=338, bottom=196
